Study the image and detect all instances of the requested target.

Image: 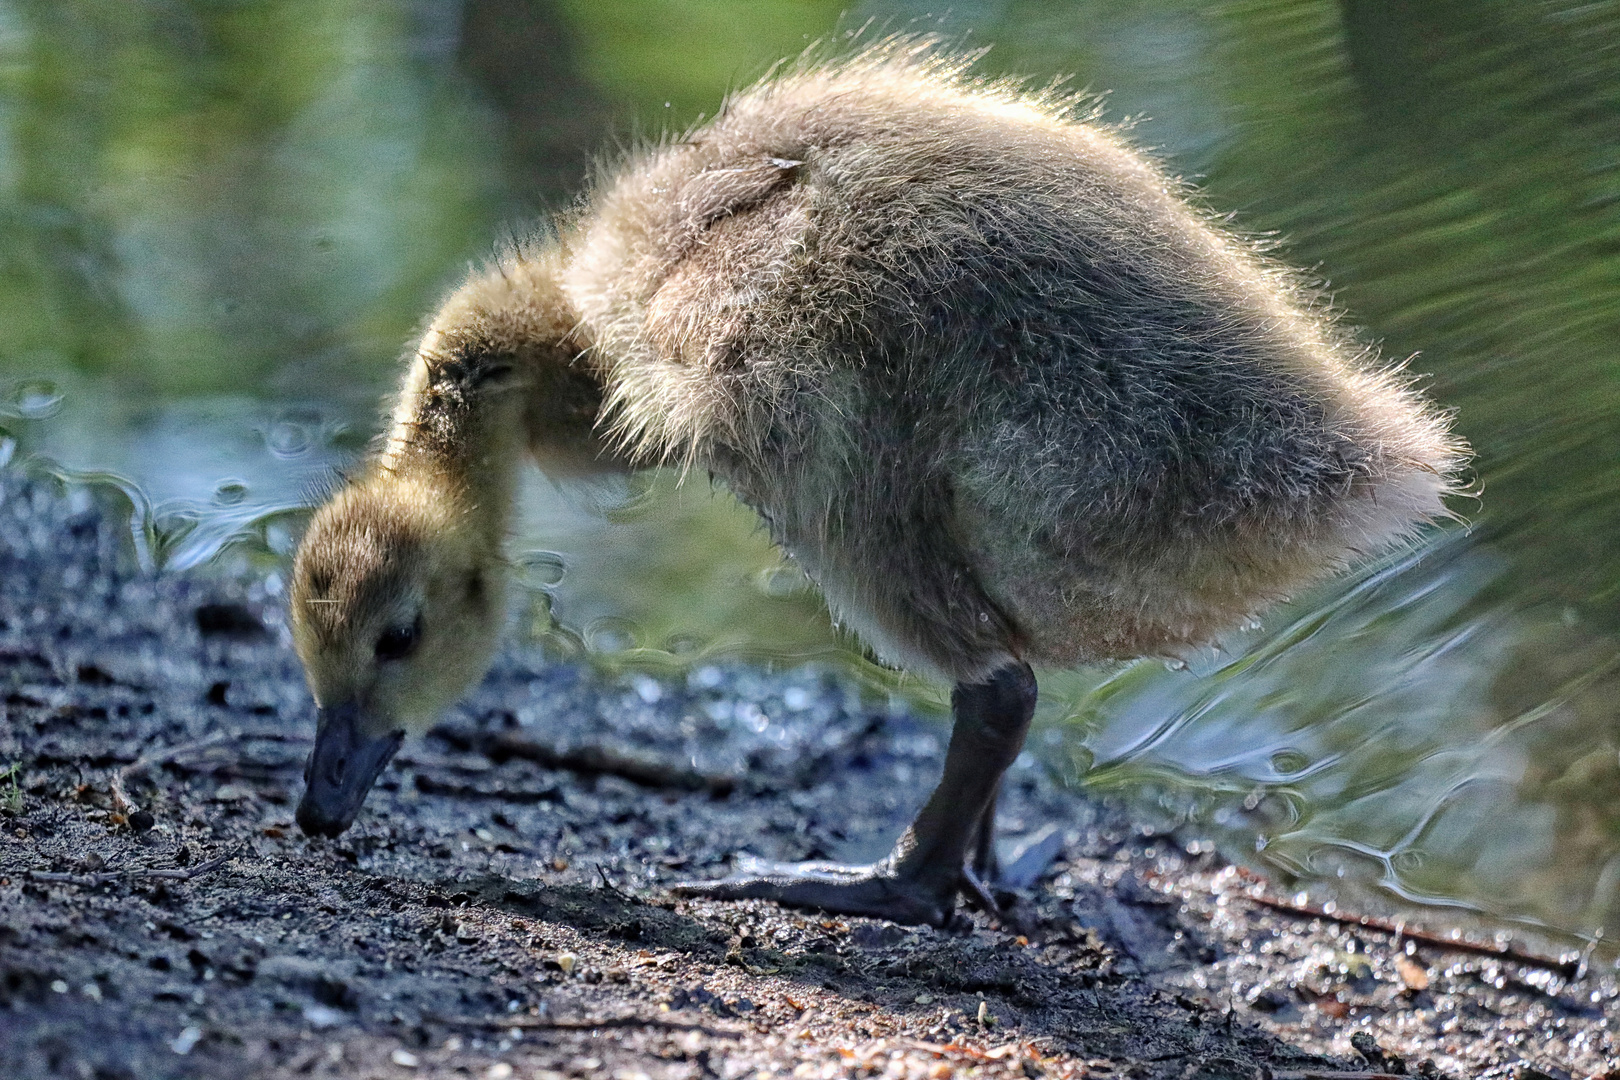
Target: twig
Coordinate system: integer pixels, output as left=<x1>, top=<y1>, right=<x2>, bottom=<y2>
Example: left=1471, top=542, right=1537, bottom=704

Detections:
left=895, top=1038, right=1041, bottom=1063
left=486, top=732, right=736, bottom=795
left=428, top=1013, right=741, bottom=1038
left=28, top=843, right=243, bottom=888
left=596, top=864, right=635, bottom=903
left=1237, top=892, right=1581, bottom=979
left=110, top=733, right=232, bottom=819
left=432, top=725, right=737, bottom=796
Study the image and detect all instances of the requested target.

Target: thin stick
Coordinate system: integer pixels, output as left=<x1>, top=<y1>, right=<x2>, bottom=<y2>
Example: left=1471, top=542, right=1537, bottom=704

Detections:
left=429, top=1013, right=742, bottom=1038
left=110, top=733, right=232, bottom=818
left=27, top=844, right=242, bottom=888
left=486, top=732, right=737, bottom=795
left=432, top=725, right=737, bottom=796
left=1238, top=893, right=1581, bottom=979
left=892, top=1037, right=1042, bottom=1063
left=596, top=864, right=635, bottom=903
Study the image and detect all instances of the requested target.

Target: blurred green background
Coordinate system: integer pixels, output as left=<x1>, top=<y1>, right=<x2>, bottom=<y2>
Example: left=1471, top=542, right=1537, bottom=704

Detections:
left=3, top=0, right=1619, bottom=956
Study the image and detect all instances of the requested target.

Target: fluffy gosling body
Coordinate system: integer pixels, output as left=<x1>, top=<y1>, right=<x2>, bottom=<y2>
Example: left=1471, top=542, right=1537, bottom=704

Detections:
left=290, top=45, right=1465, bottom=926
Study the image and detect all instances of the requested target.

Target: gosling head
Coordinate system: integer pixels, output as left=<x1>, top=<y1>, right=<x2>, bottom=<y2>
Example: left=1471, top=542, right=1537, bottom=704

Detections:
left=290, top=475, right=507, bottom=837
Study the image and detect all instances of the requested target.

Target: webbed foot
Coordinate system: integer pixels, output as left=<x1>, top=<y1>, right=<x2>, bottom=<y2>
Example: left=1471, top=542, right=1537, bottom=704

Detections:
left=675, top=661, right=1039, bottom=930
left=672, top=856, right=959, bottom=927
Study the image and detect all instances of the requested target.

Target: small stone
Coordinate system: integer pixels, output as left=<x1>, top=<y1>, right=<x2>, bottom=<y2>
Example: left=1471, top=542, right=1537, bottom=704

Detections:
left=556, top=952, right=576, bottom=974
left=914, top=993, right=934, bottom=1005
left=486, top=1064, right=513, bottom=1080
left=390, top=1048, right=420, bottom=1068
left=49, top=980, right=67, bottom=994
left=303, top=1004, right=343, bottom=1029
left=170, top=1026, right=203, bottom=1055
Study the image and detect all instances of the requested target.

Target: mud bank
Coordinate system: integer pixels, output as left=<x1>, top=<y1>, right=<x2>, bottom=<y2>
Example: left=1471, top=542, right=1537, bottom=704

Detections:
left=0, top=473, right=1614, bottom=1080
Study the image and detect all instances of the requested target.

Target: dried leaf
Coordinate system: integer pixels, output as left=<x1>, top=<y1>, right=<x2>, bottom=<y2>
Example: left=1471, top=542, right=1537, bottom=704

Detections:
left=1396, top=955, right=1431, bottom=990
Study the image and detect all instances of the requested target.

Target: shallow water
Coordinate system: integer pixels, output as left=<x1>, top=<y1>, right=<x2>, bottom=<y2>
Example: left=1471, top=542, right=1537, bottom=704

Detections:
left=2, top=0, right=1617, bottom=956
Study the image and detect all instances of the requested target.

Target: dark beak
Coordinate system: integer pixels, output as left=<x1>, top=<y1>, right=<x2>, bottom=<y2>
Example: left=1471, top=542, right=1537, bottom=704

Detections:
left=295, top=702, right=404, bottom=838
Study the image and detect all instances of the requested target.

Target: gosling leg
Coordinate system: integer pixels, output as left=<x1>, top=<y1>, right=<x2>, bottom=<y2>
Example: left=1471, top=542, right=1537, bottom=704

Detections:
left=970, top=782, right=1002, bottom=881
left=672, top=661, right=1037, bottom=927
left=960, top=784, right=1003, bottom=914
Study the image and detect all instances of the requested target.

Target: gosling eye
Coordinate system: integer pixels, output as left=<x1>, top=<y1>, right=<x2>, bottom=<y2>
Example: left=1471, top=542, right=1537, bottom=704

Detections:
left=374, top=616, right=421, bottom=662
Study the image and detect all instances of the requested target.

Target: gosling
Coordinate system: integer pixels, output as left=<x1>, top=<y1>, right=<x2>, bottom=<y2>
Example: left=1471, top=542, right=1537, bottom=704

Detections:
left=289, top=43, right=1465, bottom=927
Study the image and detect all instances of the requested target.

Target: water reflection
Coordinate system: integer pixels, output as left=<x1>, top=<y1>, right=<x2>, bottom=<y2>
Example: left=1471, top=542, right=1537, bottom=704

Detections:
left=1, top=0, right=1617, bottom=955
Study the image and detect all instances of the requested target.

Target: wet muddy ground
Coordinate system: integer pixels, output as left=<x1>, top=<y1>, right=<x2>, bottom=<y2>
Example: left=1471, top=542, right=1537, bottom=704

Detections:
left=2, top=472, right=1616, bottom=1080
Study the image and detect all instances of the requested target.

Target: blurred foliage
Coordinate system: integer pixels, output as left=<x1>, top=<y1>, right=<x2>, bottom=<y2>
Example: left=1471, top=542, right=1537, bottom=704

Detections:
left=1, top=0, right=1618, bottom=951
left=556, top=0, right=846, bottom=126
left=0, top=0, right=503, bottom=394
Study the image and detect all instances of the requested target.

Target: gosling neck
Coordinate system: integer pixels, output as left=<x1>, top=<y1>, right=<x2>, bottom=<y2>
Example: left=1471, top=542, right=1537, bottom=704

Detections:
left=377, top=330, right=530, bottom=551
left=373, top=250, right=613, bottom=547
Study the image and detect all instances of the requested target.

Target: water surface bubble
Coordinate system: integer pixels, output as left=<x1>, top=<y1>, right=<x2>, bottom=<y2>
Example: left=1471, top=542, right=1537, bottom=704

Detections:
left=11, top=380, right=63, bottom=420
left=265, top=418, right=312, bottom=458
left=213, top=480, right=248, bottom=505
left=535, top=625, right=586, bottom=662
left=1269, top=749, right=1311, bottom=777
left=516, top=550, right=567, bottom=589
left=585, top=617, right=637, bottom=654
left=661, top=633, right=704, bottom=656
left=1391, top=849, right=1427, bottom=875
